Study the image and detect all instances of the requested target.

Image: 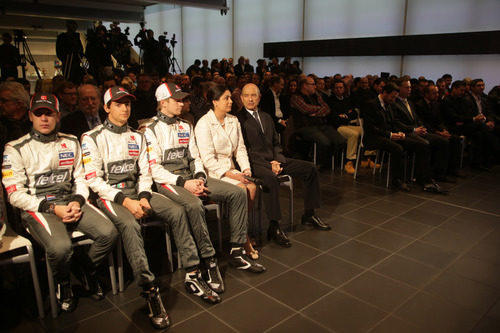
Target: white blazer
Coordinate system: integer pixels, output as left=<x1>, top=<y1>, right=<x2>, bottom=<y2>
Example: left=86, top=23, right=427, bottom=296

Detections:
left=195, top=110, right=251, bottom=179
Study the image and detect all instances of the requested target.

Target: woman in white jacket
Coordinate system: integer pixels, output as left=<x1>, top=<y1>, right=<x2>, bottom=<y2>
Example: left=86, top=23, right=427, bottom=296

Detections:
left=195, top=84, right=259, bottom=259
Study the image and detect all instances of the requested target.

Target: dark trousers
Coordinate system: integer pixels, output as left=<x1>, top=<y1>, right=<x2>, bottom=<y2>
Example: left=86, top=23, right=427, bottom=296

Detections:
left=365, top=134, right=431, bottom=184
left=453, top=122, right=500, bottom=165
left=296, top=125, right=346, bottom=166
left=252, top=158, right=320, bottom=222
left=421, top=132, right=449, bottom=176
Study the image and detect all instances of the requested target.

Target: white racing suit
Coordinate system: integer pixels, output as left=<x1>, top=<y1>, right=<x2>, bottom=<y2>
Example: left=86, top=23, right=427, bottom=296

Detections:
left=141, top=113, right=247, bottom=254
left=2, top=130, right=118, bottom=281
left=81, top=119, right=199, bottom=283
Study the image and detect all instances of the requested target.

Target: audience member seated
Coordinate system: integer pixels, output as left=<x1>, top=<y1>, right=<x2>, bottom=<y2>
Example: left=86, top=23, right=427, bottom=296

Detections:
left=0, top=82, right=31, bottom=152
left=442, top=80, right=500, bottom=170
left=55, top=81, right=78, bottom=118
left=61, top=84, right=107, bottom=139
left=260, top=76, right=288, bottom=135
left=362, top=83, right=444, bottom=193
left=195, top=84, right=261, bottom=258
left=132, top=73, right=157, bottom=122
left=238, top=83, right=330, bottom=247
left=392, top=78, right=450, bottom=182
left=414, top=83, right=465, bottom=177
left=290, top=76, right=346, bottom=169
left=466, top=79, right=500, bottom=136
left=329, top=80, right=361, bottom=174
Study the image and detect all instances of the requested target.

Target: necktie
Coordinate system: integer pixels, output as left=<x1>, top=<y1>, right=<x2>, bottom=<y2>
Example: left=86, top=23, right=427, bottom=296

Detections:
left=253, top=111, right=264, bottom=132
left=90, top=116, right=100, bottom=129
left=403, top=99, right=414, bottom=119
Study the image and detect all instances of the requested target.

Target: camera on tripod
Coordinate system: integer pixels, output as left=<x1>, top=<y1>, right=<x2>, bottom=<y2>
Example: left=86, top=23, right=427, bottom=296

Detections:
left=13, top=30, right=26, bottom=43
left=170, top=34, right=177, bottom=48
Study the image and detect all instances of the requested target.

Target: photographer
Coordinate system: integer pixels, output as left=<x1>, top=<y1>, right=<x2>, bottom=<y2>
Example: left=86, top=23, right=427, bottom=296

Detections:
left=85, top=24, right=113, bottom=84
left=135, top=27, right=161, bottom=74
left=0, top=33, right=20, bottom=81
left=109, top=23, right=132, bottom=69
left=56, top=20, right=84, bottom=84
left=158, top=35, right=171, bottom=77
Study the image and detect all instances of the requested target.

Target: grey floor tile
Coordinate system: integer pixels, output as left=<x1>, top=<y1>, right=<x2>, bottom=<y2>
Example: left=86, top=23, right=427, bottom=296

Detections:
left=59, top=309, right=139, bottom=333
left=225, top=254, right=289, bottom=287
left=487, top=299, right=500, bottom=320
left=343, top=207, right=393, bottom=226
left=424, top=271, right=500, bottom=314
left=440, top=216, right=497, bottom=239
left=260, top=240, right=322, bottom=268
left=396, top=292, right=482, bottom=333
left=373, top=255, right=440, bottom=288
left=295, top=254, right=364, bottom=287
left=341, top=271, right=417, bottom=312
left=399, top=207, right=449, bottom=227
left=329, top=216, right=374, bottom=237
left=267, top=313, right=331, bottom=333
left=209, top=289, right=293, bottom=333
left=448, top=256, right=500, bottom=290
left=419, top=228, right=477, bottom=253
left=257, top=270, right=332, bottom=310
left=290, top=229, right=349, bottom=251
left=169, top=311, right=236, bottom=333
left=369, top=315, right=424, bottom=333
left=364, top=199, right=414, bottom=216
left=356, top=228, right=415, bottom=252
left=379, top=217, right=433, bottom=238
left=328, top=240, right=391, bottom=268
left=471, top=316, right=500, bottom=333
left=302, top=291, right=386, bottom=333
left=398, top=240, right=459, bottom=269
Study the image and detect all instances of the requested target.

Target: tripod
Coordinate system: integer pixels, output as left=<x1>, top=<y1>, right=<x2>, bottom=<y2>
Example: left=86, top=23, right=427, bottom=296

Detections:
left=169, top=44, right=181, bottom=74
left=14, top=32, right=41, bottom=80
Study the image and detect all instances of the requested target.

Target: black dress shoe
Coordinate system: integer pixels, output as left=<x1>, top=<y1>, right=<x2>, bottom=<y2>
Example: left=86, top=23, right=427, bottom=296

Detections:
left=301, top=215, right=331, bottom=230
left=423, top=182, right=448, bottom=194
left=267, top=223, right=291, bottom=247
left=392, top=179, right=411, bottom=192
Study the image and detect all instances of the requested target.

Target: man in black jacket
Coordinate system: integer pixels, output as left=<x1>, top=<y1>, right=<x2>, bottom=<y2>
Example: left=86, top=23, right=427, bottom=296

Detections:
left=260, top=76, right=288, bottom=134
left=238, top=83, right=330, bottom=248
left=392, top=79, right=450, bottom=181
left=362, top=83, right=443, bottom=193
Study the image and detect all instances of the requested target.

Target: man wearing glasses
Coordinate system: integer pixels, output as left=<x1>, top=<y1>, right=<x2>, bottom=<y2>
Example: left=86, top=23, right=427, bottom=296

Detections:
left=2, top=93, right=118, bottom=312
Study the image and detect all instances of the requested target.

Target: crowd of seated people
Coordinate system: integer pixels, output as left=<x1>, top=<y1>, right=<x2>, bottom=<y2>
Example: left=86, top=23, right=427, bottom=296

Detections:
left=2, top=45, right=500, bottom=327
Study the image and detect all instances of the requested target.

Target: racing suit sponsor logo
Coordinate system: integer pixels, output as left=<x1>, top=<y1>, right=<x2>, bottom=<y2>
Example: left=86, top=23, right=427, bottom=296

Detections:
left=108, top=159, right=136, bottom=174
left=178, top=131, right=189, bottom=144
left=45, top=194, right=56, bottom=201
left=34, top=170, right=70, bottom=188
left=60, top=143, right=68, bottom=149
left=148, top=159, right=156, bottom=166
left=2, top=170, right=13, bottom=178
left=128, top=143, right=139, bottom=156
left=164, top=148, right=186, bottom=161
left=6, top=185, right=16, bottom=194
left=85, top=171, right=96, bottom=180
left=3, top=155, right=9, bottom=163
left=83, top=157, right=92, bottom=165
left=58, top=151, right=75, bottom=166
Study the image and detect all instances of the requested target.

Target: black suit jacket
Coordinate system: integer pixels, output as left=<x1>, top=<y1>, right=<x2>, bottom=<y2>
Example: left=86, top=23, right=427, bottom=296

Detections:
left=391, top=98, right=422, bottom=134
left=237, top=109, right=286, bottom=169
left=414, top=99, right=446, bottom=133
left=362, top=98, right=399, bottom=146
left=60, top=108, right=107, bottom=140
left=260, top=89, right=288, bottom=132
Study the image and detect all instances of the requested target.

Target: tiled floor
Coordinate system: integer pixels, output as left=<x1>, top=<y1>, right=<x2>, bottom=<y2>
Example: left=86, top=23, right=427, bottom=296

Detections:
left=2, top=165, right=500, bottom=332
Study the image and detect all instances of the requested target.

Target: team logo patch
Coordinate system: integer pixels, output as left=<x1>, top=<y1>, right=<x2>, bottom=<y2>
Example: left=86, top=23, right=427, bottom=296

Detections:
left=45, top=194, right=56, bottom=201
left=61, top=143, right=68, bottom=149
left=6, top=185, right=17, bottom=194
left=2, top=155, right=9, bottom=163
left=85, top=171, right=97, bottom=180
left=34, top=170, right=69, bottom=187
left=128, top=143, right=139, bottom=156
left=178, top=132, right=189, bottom=144
left=2, top=170, right=13, bottom=178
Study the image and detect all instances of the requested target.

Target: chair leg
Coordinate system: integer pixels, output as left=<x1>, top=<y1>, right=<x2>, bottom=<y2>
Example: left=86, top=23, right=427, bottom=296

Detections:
left=373, top=151, right=380, bottom=175
left=354, top=144, right=363, bottom=180
left=108, top=252, right=117, bottom=295
left=386, top=154, right=391, bottom=188
left=164, top=228, right=174, bottom=273
left=117, top=240, right=124, bottom=293
left=313, top=142, right=317, bottom=166
left=216, top=204, right=222, bottom=253
left=340, top=148, right=345, bottom=173
left=27, top=245, right=44, bottom=318
left=459, top=135, right=465, bottom=168
left=289, top=180, right=294, bottom=232
left=46, top=255, right=58, bottom=319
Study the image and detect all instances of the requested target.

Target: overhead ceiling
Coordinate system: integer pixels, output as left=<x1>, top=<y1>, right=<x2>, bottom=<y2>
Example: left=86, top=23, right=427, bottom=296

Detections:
left=0, top=0, right=228, bottom=42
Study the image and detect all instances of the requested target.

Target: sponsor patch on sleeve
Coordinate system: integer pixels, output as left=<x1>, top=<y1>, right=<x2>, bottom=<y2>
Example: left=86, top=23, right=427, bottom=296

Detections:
left=83, top=157, right=92, bottom=165
left=2, top=170, right=13, bottom=178
left=85, top=171, right=97, bottom=180
left=128, top=143, right=139, bottom=156
left=6, top=185, right=16, bottom=194
left=148, top=159, right=156, bottom=166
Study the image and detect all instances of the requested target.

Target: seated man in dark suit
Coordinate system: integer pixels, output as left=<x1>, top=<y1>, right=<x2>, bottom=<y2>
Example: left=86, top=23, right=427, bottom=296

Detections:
left=414, top=83, right=465, bottom=177
left=237, top=83, right=330, bottom=248
left=60, top=83, right=107, bottom=139
left=392, top=78, right=450, bottom=181
left=362, top=83, right=444, bottom=193
left=442, top=80, right=500, bottom=170
left=259, top=76, right=288, bottom=134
